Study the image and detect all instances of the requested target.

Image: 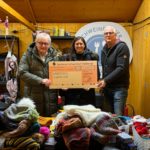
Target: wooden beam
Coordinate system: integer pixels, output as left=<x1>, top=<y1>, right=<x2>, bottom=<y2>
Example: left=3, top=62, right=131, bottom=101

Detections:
left=0, top=0, right=36, bottom=31
left=25, top=0, right=37, bottom=25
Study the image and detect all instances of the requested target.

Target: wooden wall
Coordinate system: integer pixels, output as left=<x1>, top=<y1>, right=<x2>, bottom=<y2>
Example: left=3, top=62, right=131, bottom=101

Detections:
left=0, top=22, right=132, bottom=58
left=128, top=0, right=150, bottom=117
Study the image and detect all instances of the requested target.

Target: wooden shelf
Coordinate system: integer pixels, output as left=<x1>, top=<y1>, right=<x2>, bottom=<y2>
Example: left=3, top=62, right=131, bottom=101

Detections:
left=51, top=36, right=74, bottom=40
left=0, top=35, right=20, bottom=59
left=0, top=35, right=19, bottom=40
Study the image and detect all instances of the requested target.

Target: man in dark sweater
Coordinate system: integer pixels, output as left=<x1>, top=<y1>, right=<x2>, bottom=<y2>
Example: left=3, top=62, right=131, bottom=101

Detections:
left=98, top=26, right=130, bottom=116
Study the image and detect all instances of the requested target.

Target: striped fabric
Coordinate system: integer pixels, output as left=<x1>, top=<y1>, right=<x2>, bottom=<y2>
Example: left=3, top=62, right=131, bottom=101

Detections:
left=4, top=137, right=40, bottom=150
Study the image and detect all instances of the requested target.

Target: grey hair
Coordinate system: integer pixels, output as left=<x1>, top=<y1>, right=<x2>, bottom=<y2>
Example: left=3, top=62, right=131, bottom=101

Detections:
left=35, top=32, right=51, bottom=44
left=104, top=26, right=117, bottom=34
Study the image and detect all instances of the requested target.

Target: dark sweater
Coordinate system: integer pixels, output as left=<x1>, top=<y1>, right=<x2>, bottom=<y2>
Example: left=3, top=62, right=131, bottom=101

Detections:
left=101, top=41, right=130, bottom=88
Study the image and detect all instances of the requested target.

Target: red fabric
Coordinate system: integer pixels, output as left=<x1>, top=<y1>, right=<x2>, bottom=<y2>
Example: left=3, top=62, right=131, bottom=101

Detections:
left=55, top=116, right=90, bottom=150
left=133, top=122, right=148, bottom=135
left=63, top=127, right=91, bottom=150
left=55, top=116, right=83, bottom=134
left=58, top=96, right=62, bottom=105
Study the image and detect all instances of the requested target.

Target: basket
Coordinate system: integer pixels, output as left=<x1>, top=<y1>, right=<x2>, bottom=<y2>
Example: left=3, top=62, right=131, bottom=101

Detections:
left=132, top=126, right=150, bottom=150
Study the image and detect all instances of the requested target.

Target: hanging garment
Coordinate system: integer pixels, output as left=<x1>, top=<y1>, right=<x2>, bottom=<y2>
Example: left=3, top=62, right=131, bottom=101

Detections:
left=5, top=52, right=18, bottom=81
left=6, top=78, right=18, bottom=102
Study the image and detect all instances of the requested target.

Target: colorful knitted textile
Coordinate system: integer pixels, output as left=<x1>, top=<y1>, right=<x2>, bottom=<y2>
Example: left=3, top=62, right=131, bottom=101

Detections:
left=55, top=116, right=83, bottom=135
left=39, top=126, right=50, bottom=141
left=90, top=113, right=121, bottom=144
left=4, top=137, right=40, bottom=150
left=21, top=122, right=40, bottom=137
left=55, top=116, right=90, bottom=150
left=91, top=113, right=120, bottom=135
left=90, top=128, right=109, bottom=144
left=37, top=116, right=54, bottom=126
left=63, top=127, right=91, bottom=150
left=55, top=105, right=121, bottom=149
left=1, top=120, right=31, bottom=138
left=4, top=103, right=39, bottom=123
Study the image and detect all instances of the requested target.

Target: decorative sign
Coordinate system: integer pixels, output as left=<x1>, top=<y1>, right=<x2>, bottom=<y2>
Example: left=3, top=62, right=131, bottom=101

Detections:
left=49, top=61, right=97, bottom=89
left=75, top=22, right=133, bottom=78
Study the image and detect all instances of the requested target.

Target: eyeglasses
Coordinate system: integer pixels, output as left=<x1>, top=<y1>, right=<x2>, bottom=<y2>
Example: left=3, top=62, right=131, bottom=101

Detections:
left=37, top=42, right=49, bottom=46
left=104, top=32, right=114, bottom=36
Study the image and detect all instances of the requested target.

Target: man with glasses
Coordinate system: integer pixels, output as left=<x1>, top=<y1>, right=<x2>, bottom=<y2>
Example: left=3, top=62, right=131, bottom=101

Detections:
left=98, top=26, right=130, bottom=116
left=19, top=32, right=60, bottom=117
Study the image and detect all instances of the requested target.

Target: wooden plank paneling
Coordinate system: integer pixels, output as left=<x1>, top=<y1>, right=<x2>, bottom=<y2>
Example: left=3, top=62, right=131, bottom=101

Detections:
left=130, top=0, right=150, bottom=117
left=0, top=0, right=143, bottom=23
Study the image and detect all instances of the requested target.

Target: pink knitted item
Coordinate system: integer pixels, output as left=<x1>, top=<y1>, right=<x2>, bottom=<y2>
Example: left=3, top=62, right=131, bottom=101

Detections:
left=39, top=126, right=50, bottom=141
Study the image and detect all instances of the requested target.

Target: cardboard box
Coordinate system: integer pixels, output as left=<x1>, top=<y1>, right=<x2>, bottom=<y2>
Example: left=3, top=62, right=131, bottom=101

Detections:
left=49, top=61, right=98, bottom=89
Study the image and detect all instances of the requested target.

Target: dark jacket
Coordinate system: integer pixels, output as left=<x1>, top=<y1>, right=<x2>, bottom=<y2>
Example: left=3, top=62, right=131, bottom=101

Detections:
left=101, top=41, right=130, bottom=88
left=60, top=49, right=100, bottom=106
left=19, top=42, right=59, bottom=116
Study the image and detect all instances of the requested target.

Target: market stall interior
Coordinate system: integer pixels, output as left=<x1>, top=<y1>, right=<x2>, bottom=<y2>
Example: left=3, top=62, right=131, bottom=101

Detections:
left=1, top=0, right=150, bottom=150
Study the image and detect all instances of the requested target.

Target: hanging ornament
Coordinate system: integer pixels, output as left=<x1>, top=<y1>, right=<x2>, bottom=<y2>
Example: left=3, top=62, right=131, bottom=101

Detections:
left=4, top=16, right=9, bottom=35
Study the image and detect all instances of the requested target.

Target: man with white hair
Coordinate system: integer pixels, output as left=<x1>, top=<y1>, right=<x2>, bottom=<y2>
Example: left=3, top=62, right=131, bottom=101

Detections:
left=19, top=32, right=59, bottom=116
left=98, top=26, right=130, bottom=116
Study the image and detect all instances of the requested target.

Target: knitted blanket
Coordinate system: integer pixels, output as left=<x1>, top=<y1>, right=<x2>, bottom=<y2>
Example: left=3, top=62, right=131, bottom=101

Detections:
left=55, top=116, right=83, bottom=135
left=55, top=105, right=121, bottom=149
left=63, top=127, right=91, bottom=150
left=3, top=98, right=39, bottom=123
left=63, top=104, right=107, bottom=126
left=4, top=137, right=40, bottom=150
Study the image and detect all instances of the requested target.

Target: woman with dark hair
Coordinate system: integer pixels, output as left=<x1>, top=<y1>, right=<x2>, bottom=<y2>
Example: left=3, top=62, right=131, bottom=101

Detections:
left=60, top=36, right=100, bottom=106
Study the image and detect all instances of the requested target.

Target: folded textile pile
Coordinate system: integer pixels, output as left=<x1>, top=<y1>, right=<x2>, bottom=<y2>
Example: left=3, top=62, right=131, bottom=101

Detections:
left=55, top=116, right=90, bottom=150
left=0, top=98, right=41, bottom=149
left=90, top=113, right=121, bottom=144
left=55, top=105, right=121, bottom=150
left=4, top=136, right=40, bottom=150
left=3, top=98, right=39, bottom=123
left=63, top=127, right=91, bottom=150
left=55, top=116, right=83, bottom=135
left=63, top=104, right=101, bottom=126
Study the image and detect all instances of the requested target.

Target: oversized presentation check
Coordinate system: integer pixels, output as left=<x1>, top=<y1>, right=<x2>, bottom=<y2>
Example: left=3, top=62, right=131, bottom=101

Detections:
left=49, top=61, right=98, bottom=89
